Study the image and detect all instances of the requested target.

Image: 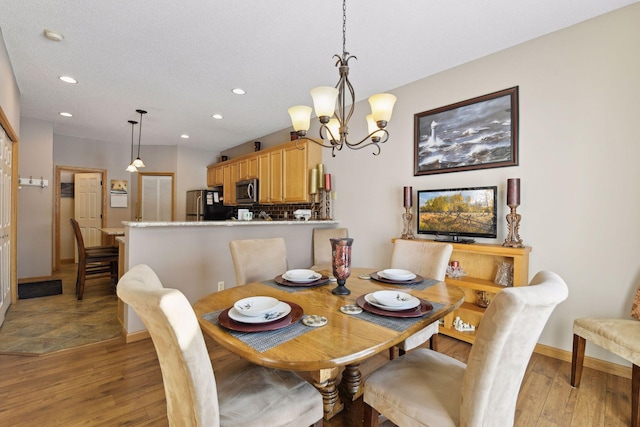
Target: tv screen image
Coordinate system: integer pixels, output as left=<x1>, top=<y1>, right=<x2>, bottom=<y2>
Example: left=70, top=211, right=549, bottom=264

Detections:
left=417, top=186, right=497, bottom=243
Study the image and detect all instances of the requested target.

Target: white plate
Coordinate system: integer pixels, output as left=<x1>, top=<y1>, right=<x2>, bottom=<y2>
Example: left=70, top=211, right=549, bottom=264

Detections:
left=379, top=269, right=417, bottom=281
left=283, top=269, right=322, bottom=283
left=233, top=296, right=280, bottom=317
left=228, top=302, right=292, bottom=324
left=372, top=290, right=416, bottom=307
left=364, top=293, right=420, bottom=311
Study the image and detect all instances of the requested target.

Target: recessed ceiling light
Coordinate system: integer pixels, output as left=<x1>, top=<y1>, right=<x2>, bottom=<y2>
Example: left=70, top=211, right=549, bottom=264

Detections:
left=180, top=134, right=189, bottom=139
left=212, top=114, right=223, bottom=120
left=59, top=76, right=77, bottom=84
left=231, top=88, right=246, bottom=95
left=44, top=29, right=64, bottom=42
left=59, top=112, right=72, bottom=117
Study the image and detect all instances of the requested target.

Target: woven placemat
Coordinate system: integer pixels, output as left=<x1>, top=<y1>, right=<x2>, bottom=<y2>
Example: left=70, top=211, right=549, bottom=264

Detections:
left=260, top=279, right=330, bottom=293
left=347, top=301, right=446, bottom=332
left=202, top=310, right=314, bottom=353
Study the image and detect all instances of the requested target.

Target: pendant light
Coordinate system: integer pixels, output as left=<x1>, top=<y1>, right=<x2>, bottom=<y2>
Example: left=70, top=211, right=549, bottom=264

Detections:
left=125, top=120, right=138, bottom=172
left=131, top=109, right=147, bottom=168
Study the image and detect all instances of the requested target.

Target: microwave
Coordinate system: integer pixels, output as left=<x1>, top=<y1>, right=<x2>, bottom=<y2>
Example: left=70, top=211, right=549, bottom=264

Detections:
left=236, top=179, right=259, bottom=204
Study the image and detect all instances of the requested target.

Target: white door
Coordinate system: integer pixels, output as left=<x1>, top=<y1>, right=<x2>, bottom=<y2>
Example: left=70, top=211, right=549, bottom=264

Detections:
left=74, top=173, right=102, bottom=255
left=0, top=127, right=12, bottom=324
left=139, top=174, right=174, bottom=221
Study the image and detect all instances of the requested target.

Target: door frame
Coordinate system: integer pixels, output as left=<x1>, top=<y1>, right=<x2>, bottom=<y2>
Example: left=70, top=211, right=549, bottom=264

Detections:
left=54, top=166, right=108, bottom=271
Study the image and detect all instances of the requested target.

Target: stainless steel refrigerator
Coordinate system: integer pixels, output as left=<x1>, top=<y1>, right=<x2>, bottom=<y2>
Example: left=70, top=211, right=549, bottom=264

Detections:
left=186, top=189, right=233, bottom=221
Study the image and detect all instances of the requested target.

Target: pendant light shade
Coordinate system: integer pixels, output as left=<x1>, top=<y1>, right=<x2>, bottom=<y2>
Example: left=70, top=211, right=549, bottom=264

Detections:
left=132, top=109, right=147, bottom=168
left=126, top=120, right=138, bottom=172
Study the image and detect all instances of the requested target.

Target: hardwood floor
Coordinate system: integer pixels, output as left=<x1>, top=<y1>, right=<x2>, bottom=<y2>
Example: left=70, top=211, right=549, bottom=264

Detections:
left=0, top=332, right=632, bottom=426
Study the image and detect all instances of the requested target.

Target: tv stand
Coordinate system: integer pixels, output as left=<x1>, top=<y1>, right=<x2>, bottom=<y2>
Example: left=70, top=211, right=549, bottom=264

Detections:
left=434, top=236, right=475, bottom=244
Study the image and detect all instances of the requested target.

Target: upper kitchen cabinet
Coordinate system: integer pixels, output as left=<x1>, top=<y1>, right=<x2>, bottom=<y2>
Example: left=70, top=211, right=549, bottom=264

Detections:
left=222, top=163, right=239, bottom=205
left=238, top=157, right=259, bottom=181
left=283, top=141, right=321, bottom=203
left=207, top=164, right=224, bottom=187
left=258, top=149, right=283, bottom=204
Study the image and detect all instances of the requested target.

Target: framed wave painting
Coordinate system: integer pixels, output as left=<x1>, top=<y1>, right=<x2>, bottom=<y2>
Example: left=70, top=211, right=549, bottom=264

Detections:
left=414, top=87, right=519, bottom=176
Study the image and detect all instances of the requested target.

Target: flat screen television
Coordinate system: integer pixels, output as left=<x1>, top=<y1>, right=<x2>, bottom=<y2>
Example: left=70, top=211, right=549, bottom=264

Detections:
left=417, top=186, right=497, bottom=243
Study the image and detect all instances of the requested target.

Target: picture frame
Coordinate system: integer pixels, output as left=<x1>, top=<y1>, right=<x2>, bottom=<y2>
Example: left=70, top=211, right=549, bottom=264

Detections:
left=414, top=86, right=519, bottom=176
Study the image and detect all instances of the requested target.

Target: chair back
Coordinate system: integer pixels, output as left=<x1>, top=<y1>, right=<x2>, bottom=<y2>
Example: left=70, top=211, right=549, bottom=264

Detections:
left=390, top=239, right=453, bottom=281
left=460, top=271, right=569, bottom=427
left=117, top=264, right=220, bottom=427
left=311, top=227, right=348, bottom=270
left=229, top=238, right=288, bottom=286
left=70, top=218, right=87, bottom=263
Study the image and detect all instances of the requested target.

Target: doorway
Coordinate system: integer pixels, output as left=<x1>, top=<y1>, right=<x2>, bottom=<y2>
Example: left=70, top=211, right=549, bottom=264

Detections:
left=54, top=166, right=108, bottom=271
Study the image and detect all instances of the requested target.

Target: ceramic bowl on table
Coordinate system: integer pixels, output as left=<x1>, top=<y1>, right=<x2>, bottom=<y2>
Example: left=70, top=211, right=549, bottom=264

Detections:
left=282, top=269, right=322, bottom=283
left=372, top=290, right=416, bottom=307
left=233, top=296, right=280, bottom=317
left=380, top=269, right=416, bottom=281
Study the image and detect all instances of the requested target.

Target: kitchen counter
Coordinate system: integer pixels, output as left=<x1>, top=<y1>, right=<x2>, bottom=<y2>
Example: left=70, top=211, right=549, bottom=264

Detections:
left=123, top=220, right=339, bottom=228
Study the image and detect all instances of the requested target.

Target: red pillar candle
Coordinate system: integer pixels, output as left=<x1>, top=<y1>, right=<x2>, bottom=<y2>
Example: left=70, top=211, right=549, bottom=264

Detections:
left=324, top=173, right=332, bottom=191
left=507, top=178, right=520, bottom=206
left=403, top=186, right=412, bottom=208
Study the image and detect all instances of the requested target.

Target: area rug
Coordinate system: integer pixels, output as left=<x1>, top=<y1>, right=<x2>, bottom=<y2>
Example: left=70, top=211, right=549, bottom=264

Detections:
left=18, top=280, right=63, bottom=299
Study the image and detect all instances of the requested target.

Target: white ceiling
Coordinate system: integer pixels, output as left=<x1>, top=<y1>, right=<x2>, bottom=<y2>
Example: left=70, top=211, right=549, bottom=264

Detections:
left=0, top=0, right=637, bottom=151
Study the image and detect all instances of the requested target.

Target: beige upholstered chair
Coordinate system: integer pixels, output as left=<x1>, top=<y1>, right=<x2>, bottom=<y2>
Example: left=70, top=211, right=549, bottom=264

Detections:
left=310, top=228, right=348, bottom=270
left=571, top=286, right=640, bottom=427
left=388, top=239, right=453, bottom=358
left=117, top=264, right=323, bottom=427
left=364, top=271, right=568, bottom=427
left=229, top=238, right=288, bottom=286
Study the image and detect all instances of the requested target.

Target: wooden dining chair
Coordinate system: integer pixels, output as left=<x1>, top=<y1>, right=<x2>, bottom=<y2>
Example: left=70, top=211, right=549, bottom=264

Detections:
left=388, top=239, right=453, bottom=359
left=364, top=271, right=569, bottom=427
left=117, top=264, right=323, bottom=427
left=310, top=227, right=348, bottom=271
left=229, top=238, right=288, bottom=285
left=571, top=285, right=640, bottom=427
left=70, top=218, right=119, bottom=300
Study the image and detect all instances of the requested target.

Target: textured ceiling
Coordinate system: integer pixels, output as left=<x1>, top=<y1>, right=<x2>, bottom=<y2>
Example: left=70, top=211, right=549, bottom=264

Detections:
left=0, top=0, right=637, bottom=151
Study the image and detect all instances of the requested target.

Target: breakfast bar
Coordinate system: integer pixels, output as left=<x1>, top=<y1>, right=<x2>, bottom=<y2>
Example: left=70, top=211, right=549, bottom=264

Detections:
left=118, top=219, right=339, bottom=340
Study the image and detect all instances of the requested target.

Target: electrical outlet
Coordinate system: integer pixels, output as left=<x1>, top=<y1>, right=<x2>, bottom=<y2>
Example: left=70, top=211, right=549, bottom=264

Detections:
left=217, top=281, right=224, bottom=291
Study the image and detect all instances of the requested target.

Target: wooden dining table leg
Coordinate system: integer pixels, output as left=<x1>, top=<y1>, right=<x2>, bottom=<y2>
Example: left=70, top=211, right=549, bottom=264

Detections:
left=310, top=367, right=343, bottom=420
left=339, top=363, right=363, bottom=401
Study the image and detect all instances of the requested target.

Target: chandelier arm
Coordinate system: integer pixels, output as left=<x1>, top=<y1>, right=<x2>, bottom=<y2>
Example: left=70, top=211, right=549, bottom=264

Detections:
left=295, top=135, right=342, bottom=152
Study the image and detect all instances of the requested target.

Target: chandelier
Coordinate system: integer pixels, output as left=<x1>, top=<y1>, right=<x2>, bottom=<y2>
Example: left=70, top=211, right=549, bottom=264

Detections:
left=288, top=0, right=397, bottom=157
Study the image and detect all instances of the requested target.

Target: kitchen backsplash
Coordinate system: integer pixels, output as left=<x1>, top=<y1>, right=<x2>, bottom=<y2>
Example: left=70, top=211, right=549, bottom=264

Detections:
left=233, top=203, right=317, bottom=220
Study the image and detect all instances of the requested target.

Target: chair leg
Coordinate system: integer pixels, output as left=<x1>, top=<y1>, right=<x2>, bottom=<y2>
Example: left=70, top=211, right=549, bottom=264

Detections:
left=77, top=263, right=86, bottom=300
left=633, top=364, right=639, bottom=427
left=311, top=419, right=323, bottom=427
left=430, top=333, right=439, bottom=351
left=363, top=402, right=380, bottom=427
left=389, top=347, right=396, bottom=360
left=570, top=334, right=586, bottom=387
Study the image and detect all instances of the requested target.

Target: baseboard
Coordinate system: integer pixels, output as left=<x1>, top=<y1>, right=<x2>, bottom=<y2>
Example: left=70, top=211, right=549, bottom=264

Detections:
left=534, top=343, right=632, bottom=379
left=18, top=274, right=54, bottom=284
left=122, top=328, right=150, bottom=343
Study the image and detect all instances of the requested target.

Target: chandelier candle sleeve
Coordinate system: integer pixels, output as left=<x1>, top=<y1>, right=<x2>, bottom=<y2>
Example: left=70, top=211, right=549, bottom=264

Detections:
left=507, top=178, right=521, bottom=206
left=404, top=186, right=412, bottom=208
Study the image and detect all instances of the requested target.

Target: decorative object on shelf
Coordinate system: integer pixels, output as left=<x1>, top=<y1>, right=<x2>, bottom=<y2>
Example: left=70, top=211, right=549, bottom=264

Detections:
left=401, top=186, right=415, bottom=239
left=494, top=261, right=514, bottom=286
left=503, top=178, right=524, bottom=248
left=254, top=141, right=261, bottom=152
left=476, top=291, right=491, bottom=308
left=323, top=174, right=332, bottom=220
left=131, top=109, right=147, bottom=169
left=330, top=237, right=353, bottom=295
left=287, top=0, right=397, bottom=157
left=453, top=316, right=475, bottom=332
left=125, top=120, right=138, bottom=172
left=446, top=261, right=467, bottom=279
left=414, top=87, right=519, bottom=176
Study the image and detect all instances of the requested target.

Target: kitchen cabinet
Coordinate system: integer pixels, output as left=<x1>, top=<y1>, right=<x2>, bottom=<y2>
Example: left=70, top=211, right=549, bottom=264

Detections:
left=258, top=150, right=283, bottom=203
left=222, top=164, right=238, bottom=205
left=435, top=241, right=531, bottom=344
left=207, top=165, right=224, bottom=187
left=238, top=157, right=259, bottom=181
left=283, top=141, right=317, bottom=203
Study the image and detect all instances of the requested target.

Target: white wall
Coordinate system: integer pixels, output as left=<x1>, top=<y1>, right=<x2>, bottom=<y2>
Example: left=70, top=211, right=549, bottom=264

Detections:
left=319, top=5, right=640, bottom=365
left=17, top=118, right=53, bottom=277
left=0, top=28, right=20, bottom=135
left=176, top=145, right=220, bottom=220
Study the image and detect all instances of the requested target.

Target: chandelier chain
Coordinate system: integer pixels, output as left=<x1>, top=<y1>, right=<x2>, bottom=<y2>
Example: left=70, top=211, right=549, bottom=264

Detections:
left=342, top=0, right=347, bottom=55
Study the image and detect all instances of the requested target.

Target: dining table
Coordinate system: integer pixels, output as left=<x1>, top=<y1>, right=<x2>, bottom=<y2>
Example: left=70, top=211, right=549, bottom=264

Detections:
left=193, top=267, right=464, bottom=420
left=98, top=227, right=125, bottom=247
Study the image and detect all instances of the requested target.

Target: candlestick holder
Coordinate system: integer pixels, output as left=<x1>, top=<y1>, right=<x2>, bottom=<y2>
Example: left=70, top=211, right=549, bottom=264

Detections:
left=503, top=205, right=524, bottom=248
left=309, top=192, right=319, bottom=219
left=324, top=190, right=332, bottom=220
left=401, top=207, right=415, bottom=240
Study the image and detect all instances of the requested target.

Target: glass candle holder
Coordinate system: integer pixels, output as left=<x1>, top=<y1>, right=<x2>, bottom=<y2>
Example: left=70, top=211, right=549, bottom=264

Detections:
left=330, top=237, right=353, bottom=295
